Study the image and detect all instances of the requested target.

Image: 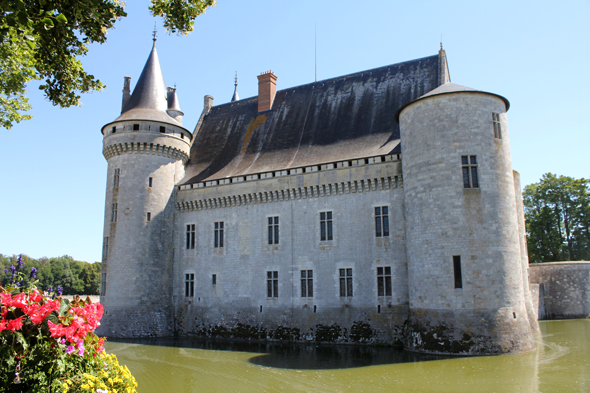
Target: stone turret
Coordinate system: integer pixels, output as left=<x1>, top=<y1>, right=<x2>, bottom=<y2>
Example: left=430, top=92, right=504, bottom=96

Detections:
left=97, top=37, right=192, bottom=338
left=397, top=82, right=536, bottom=354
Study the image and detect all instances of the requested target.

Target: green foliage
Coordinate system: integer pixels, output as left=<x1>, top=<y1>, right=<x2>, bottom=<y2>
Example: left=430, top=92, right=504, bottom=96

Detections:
left=150, top=0, right=216, bottom=35
left=0, top=0, right=216, bottom=129
left=524, top=173, right=590, bottom=263
left=0, top=254, right=101, bottom=295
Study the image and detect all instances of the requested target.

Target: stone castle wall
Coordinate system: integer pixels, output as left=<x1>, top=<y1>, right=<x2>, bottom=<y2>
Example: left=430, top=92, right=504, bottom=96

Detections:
left=174, top=159, right=409, bottom=343
left=399, top=91, right=535, bottom=354
left=529, top=262, right=590, bottom=320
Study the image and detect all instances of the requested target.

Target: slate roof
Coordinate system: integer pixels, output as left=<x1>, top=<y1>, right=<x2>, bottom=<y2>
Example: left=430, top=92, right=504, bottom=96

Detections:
left=394, top=82, right=510, bottom=122
left=104, top=41, right=185, bottom=130
left=182, top=54, right=442, bottom=184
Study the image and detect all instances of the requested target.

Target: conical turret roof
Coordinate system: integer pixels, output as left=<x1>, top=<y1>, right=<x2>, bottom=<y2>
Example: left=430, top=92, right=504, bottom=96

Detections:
left=111, top=40, right=183, bottom=127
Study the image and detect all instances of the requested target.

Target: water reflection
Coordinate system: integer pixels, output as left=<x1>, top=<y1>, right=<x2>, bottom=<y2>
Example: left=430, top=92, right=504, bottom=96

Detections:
left=109, top=336, right=451, bottom=369
left=105, top=320, right=590, bottom=393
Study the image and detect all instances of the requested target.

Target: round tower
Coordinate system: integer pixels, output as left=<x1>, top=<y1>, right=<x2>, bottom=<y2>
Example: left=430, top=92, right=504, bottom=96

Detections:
left=97, top=38, right=192, bottom=337
left=397, top=83, right=535, bottom=354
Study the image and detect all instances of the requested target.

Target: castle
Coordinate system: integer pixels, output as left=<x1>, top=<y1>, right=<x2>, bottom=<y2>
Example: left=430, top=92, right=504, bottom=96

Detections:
left=97, top=37, right=539, bottom=355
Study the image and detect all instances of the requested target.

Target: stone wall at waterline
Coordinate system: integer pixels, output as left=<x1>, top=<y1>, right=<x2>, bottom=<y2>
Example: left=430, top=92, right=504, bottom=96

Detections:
left=529, top=262, right=590, bottom=320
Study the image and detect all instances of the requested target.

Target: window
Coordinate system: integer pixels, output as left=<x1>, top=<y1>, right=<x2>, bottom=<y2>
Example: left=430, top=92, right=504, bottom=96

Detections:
left=186, top=224, right=195, bottom=249
left=377, top=267, right=392, bottom=296
left=185, top=273, right=194, bottom=297
left=148, top=177, right=153, bottom=188
left=492, top=113, right=502, bottom=139
left=301, top=270, right=313, bottom=297
left=375, top=206, right=389, bottom=237
left=113, top=168, right=120, bottom=188
left=461, top=155, right=479, bottom=188
left=102, top=237, right=108, bottom=259
left=111, top=126, right=116, bottom=134
left=267, top=271, right=278, bottom=297
left=212, top=274, right=217, bottom=285
left=320, top=211, right=333, bottom=241
left=111, top=203, right=118, bottom=223
left=214, top=222, right=224, bottom=248
left=453, top=256, right=462, bottom=289
left=268, top=216, right=279, bottom=245
left=339, top=268, right=353, bottom=297
left=146, top=212, right=151, bottom=222
left=160, top=126, right=166, bottom=133
left=100, top=273, right=107, bottom=296
left=133, top=124, right=139, bottom=131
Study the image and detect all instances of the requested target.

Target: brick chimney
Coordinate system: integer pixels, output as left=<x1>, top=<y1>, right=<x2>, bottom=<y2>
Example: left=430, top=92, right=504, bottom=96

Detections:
left=257, top=71, right=277, bottom=112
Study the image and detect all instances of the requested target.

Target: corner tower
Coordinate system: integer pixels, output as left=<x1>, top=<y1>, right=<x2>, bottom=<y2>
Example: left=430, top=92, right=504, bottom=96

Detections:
left=98, top=38, right=192, bottom=337
left=397, top=82, right=536, bottom=354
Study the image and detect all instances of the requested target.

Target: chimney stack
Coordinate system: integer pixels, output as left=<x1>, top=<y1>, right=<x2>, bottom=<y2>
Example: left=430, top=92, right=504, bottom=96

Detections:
left=257, top=71, right=277, bottom=112
left=121, top=76, right=131, bottom=113
left=203, top=95, right=214, bottom=114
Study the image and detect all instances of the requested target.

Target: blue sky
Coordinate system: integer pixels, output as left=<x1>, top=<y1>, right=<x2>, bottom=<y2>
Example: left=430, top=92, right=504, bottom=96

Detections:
left=1, top=0, right=588, bottom=263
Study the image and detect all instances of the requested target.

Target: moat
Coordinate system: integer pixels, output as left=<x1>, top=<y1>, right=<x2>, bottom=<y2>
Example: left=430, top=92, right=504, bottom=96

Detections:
left=105, top=319, right=589, bottom=392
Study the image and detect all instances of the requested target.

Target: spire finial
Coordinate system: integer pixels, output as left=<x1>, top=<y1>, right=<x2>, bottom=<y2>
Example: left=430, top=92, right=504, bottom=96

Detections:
left=231, top=71, right=239, bottom=102
left=153, top=22, right=157, bottom=42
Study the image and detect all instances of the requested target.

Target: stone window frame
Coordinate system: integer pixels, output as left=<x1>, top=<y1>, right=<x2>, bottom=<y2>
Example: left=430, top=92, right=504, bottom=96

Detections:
left=374, top=206, right=390, bottom=238
left=301, top=269, right=313, bottom=297
left=461, top=155, right=479, bottom=189
left=113, top=168, right=120, bottom=188
left=186, top=224, right=196, bottom=250
left=267, top=271, right=278, bottom=298
left=377, top=266, right=392, bottom=296
left=320, top=211, right=334, bottom=241
left=102, top=237, right=108, bottom=260
left=111, top=203, right=118, bottom=223
left=339, top=268, right=353, bottom=297
left=214, top=221, right=224, bottom=248
left=492, top=112, right=502, bottom=139
left=267, top=216, right=279, bottom=245
left=185, top=272, right=195, bottom=297
left=100, top=272, right=107, bottom=296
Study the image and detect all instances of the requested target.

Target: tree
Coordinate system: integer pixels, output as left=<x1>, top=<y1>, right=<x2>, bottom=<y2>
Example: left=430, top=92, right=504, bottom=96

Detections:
left=0, top=0, right=216, bottom=129
left=523, top=173, right=590, bottom=263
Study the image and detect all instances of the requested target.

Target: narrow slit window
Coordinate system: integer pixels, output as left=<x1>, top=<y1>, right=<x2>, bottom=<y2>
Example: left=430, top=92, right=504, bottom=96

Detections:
left=148, top=177, right=153, bottom=188
left=453, top=256, right=463, bottom=289
left=212, top=274, right=217, bottom=285
left=111, top=203, right=118, bottom=223
left=146, top=212, right=151, bottom=222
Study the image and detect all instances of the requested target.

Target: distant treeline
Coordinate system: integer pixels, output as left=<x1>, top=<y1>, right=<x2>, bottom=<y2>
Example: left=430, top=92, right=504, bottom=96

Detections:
left=0, top=254, right=101, bottom=295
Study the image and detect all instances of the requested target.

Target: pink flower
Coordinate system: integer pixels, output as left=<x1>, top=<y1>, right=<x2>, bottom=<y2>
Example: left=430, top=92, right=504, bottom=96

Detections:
left=6, top=316, right=24, bottom=331
left=65, top=345, right=75, bottom=355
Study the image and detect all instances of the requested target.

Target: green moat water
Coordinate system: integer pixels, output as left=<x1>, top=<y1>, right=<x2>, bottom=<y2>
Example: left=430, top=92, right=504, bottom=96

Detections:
left=105, top=320, right=590, bottom=393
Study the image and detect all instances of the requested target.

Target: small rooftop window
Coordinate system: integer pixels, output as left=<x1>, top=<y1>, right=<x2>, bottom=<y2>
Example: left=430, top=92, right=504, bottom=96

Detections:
left=133, top=124, right=139, bottom=131
left=160, top=126, right=166, bottom=133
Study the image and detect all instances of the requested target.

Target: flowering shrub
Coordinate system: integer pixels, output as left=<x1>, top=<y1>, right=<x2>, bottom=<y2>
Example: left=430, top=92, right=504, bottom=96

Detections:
left=0, top=255, right=137, bottom=392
